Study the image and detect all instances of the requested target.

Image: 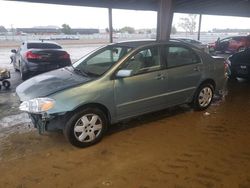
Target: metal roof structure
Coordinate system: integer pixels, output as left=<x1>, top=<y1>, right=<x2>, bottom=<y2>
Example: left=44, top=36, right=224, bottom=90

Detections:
left=6, top=0, right=250, bottom=42
left=7, top=0, right=250, bottom=17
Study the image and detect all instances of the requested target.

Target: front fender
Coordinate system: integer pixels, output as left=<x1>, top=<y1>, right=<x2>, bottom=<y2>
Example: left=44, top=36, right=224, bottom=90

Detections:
left=47, top=79, right=115, bottom=120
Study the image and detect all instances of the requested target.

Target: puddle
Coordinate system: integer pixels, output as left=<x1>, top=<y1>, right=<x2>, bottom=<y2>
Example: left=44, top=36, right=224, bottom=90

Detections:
left=0, top=113, right=31, bottom=128
left=0, top=113, right=33, bottom=139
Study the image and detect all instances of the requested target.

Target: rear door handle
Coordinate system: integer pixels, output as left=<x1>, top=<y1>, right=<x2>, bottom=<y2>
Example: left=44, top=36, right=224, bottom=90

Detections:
left=193, top=66, right=200, bottom=71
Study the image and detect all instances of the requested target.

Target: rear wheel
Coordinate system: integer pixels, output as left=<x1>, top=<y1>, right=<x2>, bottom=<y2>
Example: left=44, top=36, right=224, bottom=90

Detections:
left=63, top=107, right=108, bottom=148
left=20, top=67, right=28, bottom=80
left=192, top=83, right=214, bottom=111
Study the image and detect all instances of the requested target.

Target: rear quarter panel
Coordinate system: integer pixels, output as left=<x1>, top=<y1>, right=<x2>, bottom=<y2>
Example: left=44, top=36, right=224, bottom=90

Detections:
left=201, top=53, right=226, bottom=94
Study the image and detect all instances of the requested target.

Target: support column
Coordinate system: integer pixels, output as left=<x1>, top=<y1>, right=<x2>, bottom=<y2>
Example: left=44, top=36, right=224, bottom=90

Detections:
left=108, top=7, right=113, bottom=43
left=197, top=14, right=202, bottom=41
left=157, top=0, right=174, bottom=41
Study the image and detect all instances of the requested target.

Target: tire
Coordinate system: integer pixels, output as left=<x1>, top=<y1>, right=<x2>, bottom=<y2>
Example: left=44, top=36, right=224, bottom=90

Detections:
left=2, top=80, right=10, bottom=89
left=63, top=107, right=108, bottom=148
left=20, top=67, right=28, bottom=80
left=192, top=83, right=214, bottom=111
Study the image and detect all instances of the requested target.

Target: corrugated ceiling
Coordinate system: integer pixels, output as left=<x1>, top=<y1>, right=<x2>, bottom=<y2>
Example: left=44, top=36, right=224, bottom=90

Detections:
left=6, top=0, right=250, bottom=17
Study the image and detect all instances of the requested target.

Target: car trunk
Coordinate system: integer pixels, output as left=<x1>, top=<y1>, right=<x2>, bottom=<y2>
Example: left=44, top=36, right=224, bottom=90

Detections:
left=26, top=49, right=71, bottom=69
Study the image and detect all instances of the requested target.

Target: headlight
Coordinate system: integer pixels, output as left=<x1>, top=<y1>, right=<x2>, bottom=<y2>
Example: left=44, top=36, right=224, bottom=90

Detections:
left=19, top=98, right=55, bottom=114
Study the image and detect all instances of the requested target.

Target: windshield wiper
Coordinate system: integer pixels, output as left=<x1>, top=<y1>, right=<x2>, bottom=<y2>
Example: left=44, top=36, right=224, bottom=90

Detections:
left=83, top=70, right=100, bottom=77
left=70, top=64, right=89, bottom=77
left=69, top=64, right=99, bottom=77
left=74, top=68, right=89, bottom=77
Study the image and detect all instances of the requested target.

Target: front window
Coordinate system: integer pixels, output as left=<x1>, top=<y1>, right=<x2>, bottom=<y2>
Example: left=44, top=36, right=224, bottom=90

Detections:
left=121, top=46, right=161, bottom=76
left=73, top=45, right=132, bottom=76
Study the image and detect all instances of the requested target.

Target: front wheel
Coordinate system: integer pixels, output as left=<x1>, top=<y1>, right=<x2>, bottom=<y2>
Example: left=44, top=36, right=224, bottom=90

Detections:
left=192, top=84, right=214, bottom=111
left=63, top=108, right=108, bottom=148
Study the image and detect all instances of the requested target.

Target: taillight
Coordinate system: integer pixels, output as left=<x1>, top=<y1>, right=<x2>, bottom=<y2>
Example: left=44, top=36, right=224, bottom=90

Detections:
left=26, top=51, right=42, bottom=60
left=60, top=52, right=70, bottom=59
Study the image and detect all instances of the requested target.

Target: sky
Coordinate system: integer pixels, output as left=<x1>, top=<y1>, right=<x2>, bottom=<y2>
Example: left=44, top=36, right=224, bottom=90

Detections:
left=0, top=0, right=250, bottom=31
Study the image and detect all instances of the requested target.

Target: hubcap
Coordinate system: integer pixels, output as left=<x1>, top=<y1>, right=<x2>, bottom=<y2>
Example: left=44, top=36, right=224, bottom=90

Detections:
left=198, top=87, right=213, bottom=107
left=74, top=114, right=103, bottom=143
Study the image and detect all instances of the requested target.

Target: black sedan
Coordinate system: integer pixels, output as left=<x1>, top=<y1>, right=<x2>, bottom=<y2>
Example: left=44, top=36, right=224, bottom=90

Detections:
left=11, top=41, right=71, bottom=80
left=227, top=48, right=250, bottom=79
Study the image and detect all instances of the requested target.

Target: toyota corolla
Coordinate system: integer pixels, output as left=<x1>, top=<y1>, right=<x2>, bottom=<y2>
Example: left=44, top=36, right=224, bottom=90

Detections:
left=16, top=40, right=226, bottom=147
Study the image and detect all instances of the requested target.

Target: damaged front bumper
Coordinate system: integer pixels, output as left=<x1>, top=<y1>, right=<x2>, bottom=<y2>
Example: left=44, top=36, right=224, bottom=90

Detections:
left=29, top=112, right=68, bottom=134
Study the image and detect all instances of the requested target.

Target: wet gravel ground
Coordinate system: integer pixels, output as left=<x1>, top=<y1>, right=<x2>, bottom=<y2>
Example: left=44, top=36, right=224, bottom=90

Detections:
left=1, top=47, right=250, bottom=187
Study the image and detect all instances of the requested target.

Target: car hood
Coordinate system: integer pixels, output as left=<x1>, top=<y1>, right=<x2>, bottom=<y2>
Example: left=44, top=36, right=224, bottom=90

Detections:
left=16, top=67, right=92, bottom=101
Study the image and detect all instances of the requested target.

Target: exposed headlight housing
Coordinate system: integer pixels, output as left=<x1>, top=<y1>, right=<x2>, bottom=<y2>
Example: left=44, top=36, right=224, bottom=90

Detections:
left=19, top=98, right=55, bottom=114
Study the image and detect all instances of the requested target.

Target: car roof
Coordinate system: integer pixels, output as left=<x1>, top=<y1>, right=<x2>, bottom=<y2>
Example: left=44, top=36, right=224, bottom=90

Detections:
left=110, top=39, right=157, bottom=48
left=109, top=39, right=199, bottom=50
left=222, top=36, right=246, bottom=39
left=175, top=38, right=197, bottom=41
left=22, top=40, right=61, bottom=45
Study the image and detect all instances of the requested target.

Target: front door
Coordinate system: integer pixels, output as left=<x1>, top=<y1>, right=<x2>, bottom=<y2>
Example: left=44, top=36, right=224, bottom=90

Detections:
left=114, top=46, right=168, bottom=120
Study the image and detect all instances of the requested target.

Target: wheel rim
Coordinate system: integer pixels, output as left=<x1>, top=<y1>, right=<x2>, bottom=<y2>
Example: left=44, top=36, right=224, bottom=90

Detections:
left=198, top=87, right=213, bottom=107
left=73, top=113, right=103, bottom=143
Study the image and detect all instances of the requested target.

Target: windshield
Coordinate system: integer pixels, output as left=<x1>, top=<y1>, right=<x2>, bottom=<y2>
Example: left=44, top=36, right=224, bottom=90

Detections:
left=73, top=45, right=133, bottom=76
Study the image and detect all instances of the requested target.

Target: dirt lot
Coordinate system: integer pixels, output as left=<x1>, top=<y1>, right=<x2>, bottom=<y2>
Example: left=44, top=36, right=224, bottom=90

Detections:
left=0, top=46, right=250, bottom=187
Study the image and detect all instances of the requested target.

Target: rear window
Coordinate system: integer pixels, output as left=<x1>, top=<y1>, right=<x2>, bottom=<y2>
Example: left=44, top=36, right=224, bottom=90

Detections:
left=27, top=43, right=62, bottom=49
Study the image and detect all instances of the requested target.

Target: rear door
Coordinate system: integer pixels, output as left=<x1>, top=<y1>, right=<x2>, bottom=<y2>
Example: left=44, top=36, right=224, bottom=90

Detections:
left=114, top=45, right=168, bottom=120
left=163, top=44, right=202, bottom=106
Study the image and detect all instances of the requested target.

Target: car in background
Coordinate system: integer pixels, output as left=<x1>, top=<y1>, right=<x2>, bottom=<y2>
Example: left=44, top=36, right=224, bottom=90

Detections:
left=11, top=41, right=71, bottom=80
left=208, top=36, right=250, bottom=54
left=226, top=48, right=250, bottom=79
left=16, top=40, right=226, bottom=148
left=174, top=38, right=209, bottom=53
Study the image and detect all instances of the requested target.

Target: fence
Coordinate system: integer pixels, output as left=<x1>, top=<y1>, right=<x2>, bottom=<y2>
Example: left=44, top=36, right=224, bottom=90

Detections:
left=0, top=32, right=244, bottom=44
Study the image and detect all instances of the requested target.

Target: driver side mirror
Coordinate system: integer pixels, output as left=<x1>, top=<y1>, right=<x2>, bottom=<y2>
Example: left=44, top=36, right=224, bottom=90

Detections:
left=116, top=69, right=132, bottom=78
left=11, top=49, right=17, bottom=53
